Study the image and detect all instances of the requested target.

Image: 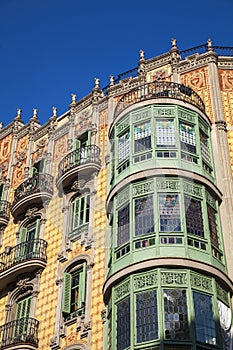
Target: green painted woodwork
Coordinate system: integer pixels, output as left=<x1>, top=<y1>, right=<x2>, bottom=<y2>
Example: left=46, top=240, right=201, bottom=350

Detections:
left=107, top=269, right=231, bottom=349
left=14, top=295, right=32, bottom=337
left=62, top=272, right=72, bottom=314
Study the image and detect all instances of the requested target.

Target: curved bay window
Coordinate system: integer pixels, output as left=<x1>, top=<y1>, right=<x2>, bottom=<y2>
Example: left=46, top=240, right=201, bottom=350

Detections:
left=112, top=178, right=223, bottom=265
left=107, top=270, right=231, bottom=349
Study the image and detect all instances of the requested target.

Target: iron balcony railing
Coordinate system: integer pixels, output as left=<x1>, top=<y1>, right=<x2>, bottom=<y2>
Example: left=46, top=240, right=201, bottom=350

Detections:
left=114, top=81, right=205, bottom=118
left=57, top=144, right=101, bottom=179
left=180, top=44, right=233, bottom=60
left=0, top=201, right=10, bottom=221
left=12, top=173, right=53, bottom=206
left=0, top=239, right=47, bottom=273
left=0, top=317, right=39, bottom=348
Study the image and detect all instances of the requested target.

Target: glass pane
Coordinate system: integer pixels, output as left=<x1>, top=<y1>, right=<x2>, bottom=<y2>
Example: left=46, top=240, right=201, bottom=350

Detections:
left=159, top=194, right=181, bottom=232
left=207, top=204, right=219, bottom=248
left=156, top=119, right=176, bottom=147
left=117, top=297, right=130, bottom=350
left=184, top=196, right=204, bottom=237
left=135, top=196, right=154, bottom=236
left=136, top=290, right=158, bottom=343
left=117, top=204, right=130, bottom=246
left=164, top=289, right=189, bottom=340
left=200, top=131, right=210, bottom=163
left=134, top=121, right=151, bottom=153
left=193, top=292, right=216, bottom=345
left=118, top=130, right=130, bottom=162
left=180, top=123, right=196, bottom=154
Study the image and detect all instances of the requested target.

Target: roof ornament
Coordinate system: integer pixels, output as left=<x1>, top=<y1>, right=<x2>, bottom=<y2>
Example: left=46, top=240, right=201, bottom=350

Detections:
left=207, top=38, right=213, bottom=51
left=71, top=93, right=76, bottom=104
left=52, top=106, right=57, bottom=117
left=94, top=77, right=100, bottom=88
left=171, top=38, right=177, bottom=48
left=109, top=75, right=114, bottom=86
left=32, top=108, right=38, bottom=120
left=139, top=49, right=145, bottom=60
left=15, top=108, right=22, bottom=121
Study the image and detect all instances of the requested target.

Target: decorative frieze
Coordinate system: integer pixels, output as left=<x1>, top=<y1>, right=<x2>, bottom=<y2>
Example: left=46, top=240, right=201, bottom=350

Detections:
left=133, top=272, right=157, bottom=290
left=216, top=282, right=229, bottom=305
left=132, top=108, right=151, bottom=122
left=178, top=109, right=196, bottom=123
left=153, top=107, right=175, bottom=117
left=183, top=181, right=203, bottom=198
left=116, top=186, right=130, bottom=208
left=205, top=190, right=217, bottom=210
left=156, top=179, right=180, bottom=191
left=190, top=272, right=212, bottom=292
left=116, top=117, right=130, bottom=135
left=132, top=180, right=154, bottom=197
left=161, top=271, right=187, bottom=285
left=115, top=279, right=130, bottom=300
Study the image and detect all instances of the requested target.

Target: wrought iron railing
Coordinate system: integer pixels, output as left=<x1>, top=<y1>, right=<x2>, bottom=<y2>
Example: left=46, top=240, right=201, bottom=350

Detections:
left=114, top=81, right=205, bottom=118
left=57, top=145, right=101, bottom=179
left=0, top=317, right=39, bottom=348
left=12, top=173, right=53, bottom=206
left=0, top=201, right=10, bottom=221
left=102, top=67, right=138, bottom=95
left=0, top=239, right=47, bottom=273
left=180, top=44, right=233, bottom=60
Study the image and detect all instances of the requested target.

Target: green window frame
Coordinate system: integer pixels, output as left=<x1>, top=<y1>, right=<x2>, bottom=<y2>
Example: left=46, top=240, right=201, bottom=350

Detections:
left=134, top=121, right=151, bottom=153
left=17, top=219, right=40, bottom=259
left=74, top=130, right=92, bottom=163
left=14, top=295, right=32, bottom=337
left=118, top=129, right=130, bottom=163
left=156, top=118, right=176, bottom=148
left=71, top=194, right=90, bottom=231
left=62, top=262, right=87, bottom=320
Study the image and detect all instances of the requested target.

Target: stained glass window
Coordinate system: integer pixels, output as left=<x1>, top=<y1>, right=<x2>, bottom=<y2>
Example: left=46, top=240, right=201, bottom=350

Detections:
left=200, top=131, right=211, bottom=164
left=136, top=290, right=158, bottom=343
left=164, top=289, right=189, bottom=340
left=135, top=196, right=154, bottom=236
left=180, top=123, right=196, bottom=154
left=156, top=119, right=176, bottom=148
left=118, top=129, right=130, bottom=162
left=159, top=194, right=181, bottom=232
left=207, top=204, right=219, bottom=248
left=117, top=204, right=130, bottom=246
left=134, top=121, right=151, bottom=153
left=184, top=196, right=204, bottom=237
left=117, top=297, right=130, bottom=350
left=193, top=292, right=216, bottom=345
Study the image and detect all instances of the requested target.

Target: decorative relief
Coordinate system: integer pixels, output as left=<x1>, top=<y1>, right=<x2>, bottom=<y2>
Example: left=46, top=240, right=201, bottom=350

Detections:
left=153, top=107, right=175, bottom=117
left=0, top=134, right=12, bottom=164
left=12, top=166, right=25, bottom=189
left=205, top=190, right=217, bottom=210
left=75, top=108, right=92, bottom=135
left=133, top=272, right=158, bottom=290
left=132, top=181, right=154, bottom=197
left=116, top=117, right=130, bottom=135
left=156, top=179, right=180, bottom=191
left=0, top=162, right=9, bottom=181
left=116, top=186, right=130, bottom=208
left=32, top=137, right=48, bottom=163
left=146, top=65, right=171, bottom=83
left=190, top=272, right=212, bottom=292
left=216, top=282, right=229, bottom=305
left=115, top=279, right=130, bottom=300
left=183, top=181, right=202, bottom=198
left=177, top=109, right=196, bottom=123
left=219, top=69, right=233, bottom=91
left=161, top=272, right=187, bottom=285
left=132, top=108, right=151, bottom=122
left=53, top=134, right=68, bottom=162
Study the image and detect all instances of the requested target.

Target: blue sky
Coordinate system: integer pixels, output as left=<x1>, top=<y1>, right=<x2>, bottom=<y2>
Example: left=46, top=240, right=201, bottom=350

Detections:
left=0, top=0, right=233, bottom=127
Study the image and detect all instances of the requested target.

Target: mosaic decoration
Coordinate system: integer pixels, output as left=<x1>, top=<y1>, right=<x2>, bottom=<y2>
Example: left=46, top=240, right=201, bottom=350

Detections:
left=134, top=121, right=151, bottom=153
left=53, top=134, right=68, bottom=162
left=0, top=134, right=12, bottom=164
left=156, top=119, right=176, bottom=148
left=193, top=292, right=216, bottom=345
left=116, top=297, right=130, bottom=350
left=136, top=290, right=158, bottom=342
left=159, top=194, right=181, bottom=232
left=164, top=289, right=189, bottom=340
left=75, top=107, right=92, bottom=134
left=179, top=122, right=196, bottom=154
left=134, top=195, right=154, bottom=236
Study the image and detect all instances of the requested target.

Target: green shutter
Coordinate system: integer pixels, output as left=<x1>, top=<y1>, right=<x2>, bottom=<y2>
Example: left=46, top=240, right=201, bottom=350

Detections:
left=78, top=262, right=86, bottom=309
left=14, top=296, right=32, bottom=336
left=0, top=185, right=4, bottom=200
left=87, top=130, right=92, bottom=146
left=16, top=227, right=27, bottom=260
left=33, top=218, right=40, bottom=253
left=72, top=198, right=80, bottom=230
left=62, top=273, right=72, bottom=314
left=74, top=139, right=81, bottom=164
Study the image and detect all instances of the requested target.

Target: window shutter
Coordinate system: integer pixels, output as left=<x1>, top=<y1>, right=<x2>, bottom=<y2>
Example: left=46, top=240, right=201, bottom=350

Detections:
left=74, top=139, right=81, bottom=164
left=33, top=218, right=40, bottom=253
left=78, top=262, right=86, bottom=309
left=87, top=130, right=92, bottom=146
left=72, top=198, right=80, bottom=230
left=16, top=227, right=27, bottom=260
left=0, top=184, right=4, bottom=200
left=19, top=227, right=27, bottom=244
left=62, top=273, right=72, bottom=314
left=15, top=296, right=32, bottom=336
left=30, top=166, right=38, bottom=177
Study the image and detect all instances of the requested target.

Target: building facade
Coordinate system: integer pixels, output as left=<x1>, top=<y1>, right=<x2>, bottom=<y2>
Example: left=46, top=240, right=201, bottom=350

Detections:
left=0, top=39, right=233, bottom=350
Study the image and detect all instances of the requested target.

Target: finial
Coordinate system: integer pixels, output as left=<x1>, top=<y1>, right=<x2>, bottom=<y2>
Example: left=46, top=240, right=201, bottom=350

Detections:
left=52, top=106, right=57, bottom=117
left=94, top=77, right=100, bottom=88
left=207, top=38, right=213, bottom=50
left=109, top=75, right=114, bottom=86
left=0, top=122, right=3, bottom=130
left=171, top=38, right=177, bottom=47
left=71, top=93, right=76, bottom=103
left=32, top=108, right=38, bottom=120
left=14, top=108, right=22, bottom=121
left=139, top=49, right=145, bottom=60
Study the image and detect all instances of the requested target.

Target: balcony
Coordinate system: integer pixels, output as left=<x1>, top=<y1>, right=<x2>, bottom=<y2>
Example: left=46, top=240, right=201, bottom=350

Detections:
left=0, top=239, right=47, bottom=290
left=11, top=173, right=53, bottom=220
left=0, top=317, right=39, bottom=349
left=114, top=81, right=205, bottom=119
left=56, top=145, right=101, bottom=194
left=0, top=201, right=11, bottom=226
